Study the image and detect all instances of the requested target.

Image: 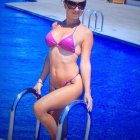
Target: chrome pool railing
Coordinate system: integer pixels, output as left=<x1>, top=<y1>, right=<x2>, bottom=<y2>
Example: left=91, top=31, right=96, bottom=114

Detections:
left=56, top=100, right=91, bottom=140
left=8, top=88, right=41, bottom=140
left=82, top=9, right=104, bottom=32
left=8, top=89, right=92, bottom=140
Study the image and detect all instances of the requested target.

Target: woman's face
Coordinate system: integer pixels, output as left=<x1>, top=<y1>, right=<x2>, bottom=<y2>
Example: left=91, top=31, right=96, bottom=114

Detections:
left=64, top=0, right=86, bottom=20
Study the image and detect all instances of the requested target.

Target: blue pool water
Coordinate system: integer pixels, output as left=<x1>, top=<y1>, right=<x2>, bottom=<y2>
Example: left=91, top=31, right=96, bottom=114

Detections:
left=0, top=1, right=140, bottom=140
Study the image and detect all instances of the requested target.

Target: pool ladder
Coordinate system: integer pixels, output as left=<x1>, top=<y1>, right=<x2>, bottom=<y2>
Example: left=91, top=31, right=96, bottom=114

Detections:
left=82, top=9, right=104, bottom=32
left=8, top=88, right=91, bottom=140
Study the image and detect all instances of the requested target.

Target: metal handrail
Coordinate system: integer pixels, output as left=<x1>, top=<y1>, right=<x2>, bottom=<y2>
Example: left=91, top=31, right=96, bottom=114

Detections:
left=8, top=88, right=41, bottom=140
left=82, top=9, right=92, bottom=24
left=98, top=10, right=104, bottom=32
left=8, top=89, right=91, bottom=140
left=88, top=10, right=98, bottom=30
left=82, top=9, right=104, bottom=32
left=91, top=10, right=104, bottom=32
left=56, top=100, right=91, bottom=140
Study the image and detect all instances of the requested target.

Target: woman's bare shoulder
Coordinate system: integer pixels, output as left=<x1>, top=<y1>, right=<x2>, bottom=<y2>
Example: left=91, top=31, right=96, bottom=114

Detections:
left=52, top=22, right=59, bottom=29
left=80, top=24, right=93, bottom=37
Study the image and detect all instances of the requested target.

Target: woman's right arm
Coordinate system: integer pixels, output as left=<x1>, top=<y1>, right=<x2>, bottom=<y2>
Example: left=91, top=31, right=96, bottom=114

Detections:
left=34, top=56, right=50, bottom=94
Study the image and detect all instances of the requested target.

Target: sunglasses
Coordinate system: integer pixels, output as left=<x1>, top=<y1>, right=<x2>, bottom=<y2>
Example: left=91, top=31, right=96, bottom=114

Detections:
left=65, top=0, right=86, bottom=10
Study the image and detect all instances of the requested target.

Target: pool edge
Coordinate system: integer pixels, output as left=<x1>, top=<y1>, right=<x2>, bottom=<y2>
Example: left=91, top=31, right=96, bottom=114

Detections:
left=4, top=2, right=140, bottom=49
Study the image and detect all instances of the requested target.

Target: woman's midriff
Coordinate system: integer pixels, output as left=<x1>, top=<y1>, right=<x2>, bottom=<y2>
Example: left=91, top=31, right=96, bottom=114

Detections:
left=50, top=62, right=79, bottom=89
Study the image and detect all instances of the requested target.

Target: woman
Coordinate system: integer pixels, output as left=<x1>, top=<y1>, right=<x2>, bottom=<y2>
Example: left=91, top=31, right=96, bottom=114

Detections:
left=33, top=0, right=93, bottom=139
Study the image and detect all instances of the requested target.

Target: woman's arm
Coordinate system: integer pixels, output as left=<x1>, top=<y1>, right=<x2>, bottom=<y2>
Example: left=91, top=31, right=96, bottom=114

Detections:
left=38, top=56, right=50, bottom=84
left=80, top=29, right=93, bottom=112
left=34, top=22, right=56, bottom=94
left=38, top=21, right=57, bottom=84
left=34, top=56, right=50, bottom=94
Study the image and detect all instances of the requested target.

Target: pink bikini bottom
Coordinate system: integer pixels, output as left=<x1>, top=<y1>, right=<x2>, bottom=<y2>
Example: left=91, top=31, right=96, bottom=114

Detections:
left=50, top=73, right=79, bottom=90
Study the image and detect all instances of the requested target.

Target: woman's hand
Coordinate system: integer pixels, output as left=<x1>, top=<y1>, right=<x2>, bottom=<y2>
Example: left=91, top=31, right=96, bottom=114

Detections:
left=84, top=93, right=93, bottom=112
left=33, top=82, right=43, bottom=96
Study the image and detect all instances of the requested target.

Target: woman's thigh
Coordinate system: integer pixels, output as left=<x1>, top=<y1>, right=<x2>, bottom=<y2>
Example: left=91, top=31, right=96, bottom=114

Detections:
left=35, top=74, right=83, bottom=112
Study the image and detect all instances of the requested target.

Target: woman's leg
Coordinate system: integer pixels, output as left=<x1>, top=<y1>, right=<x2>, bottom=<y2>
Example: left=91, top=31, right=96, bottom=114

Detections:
left=34, top=75, right=83, bottom=140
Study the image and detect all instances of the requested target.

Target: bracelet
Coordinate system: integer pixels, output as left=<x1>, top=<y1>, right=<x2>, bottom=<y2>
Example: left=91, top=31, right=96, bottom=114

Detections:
left=37, top=81, right=43, bottom=86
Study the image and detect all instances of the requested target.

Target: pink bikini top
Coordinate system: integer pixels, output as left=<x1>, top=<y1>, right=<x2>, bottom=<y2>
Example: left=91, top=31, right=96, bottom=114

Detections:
left=46, top=25, right=77, bottom=53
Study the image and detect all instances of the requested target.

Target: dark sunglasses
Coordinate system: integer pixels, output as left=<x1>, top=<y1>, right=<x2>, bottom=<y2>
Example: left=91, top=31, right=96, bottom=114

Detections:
left=65, top=0, right=86, bottom=10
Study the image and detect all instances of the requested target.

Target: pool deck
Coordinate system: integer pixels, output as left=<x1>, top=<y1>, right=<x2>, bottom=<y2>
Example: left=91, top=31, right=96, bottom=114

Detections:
left=5, top=0, right=140, bottom=46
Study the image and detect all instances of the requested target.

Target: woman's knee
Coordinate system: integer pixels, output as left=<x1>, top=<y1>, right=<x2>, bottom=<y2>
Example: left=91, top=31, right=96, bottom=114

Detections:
left=33, top=101, right=44, bottom=118
left=34, top=100, right=50, bottom=117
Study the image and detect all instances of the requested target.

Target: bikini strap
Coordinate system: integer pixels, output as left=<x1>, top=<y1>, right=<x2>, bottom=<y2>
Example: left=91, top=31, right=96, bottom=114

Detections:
left=72, top=21, right=81, bottom=35
left=72, top=26, right=78, bottom=35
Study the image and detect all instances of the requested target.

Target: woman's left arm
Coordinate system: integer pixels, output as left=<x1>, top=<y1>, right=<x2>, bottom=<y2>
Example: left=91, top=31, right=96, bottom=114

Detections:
left=80, top=29, right=93, bottom=112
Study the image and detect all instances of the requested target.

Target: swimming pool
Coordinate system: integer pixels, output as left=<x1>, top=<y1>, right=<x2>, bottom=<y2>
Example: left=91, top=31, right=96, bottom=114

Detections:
left=0, top=1, right=140, bottom=140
